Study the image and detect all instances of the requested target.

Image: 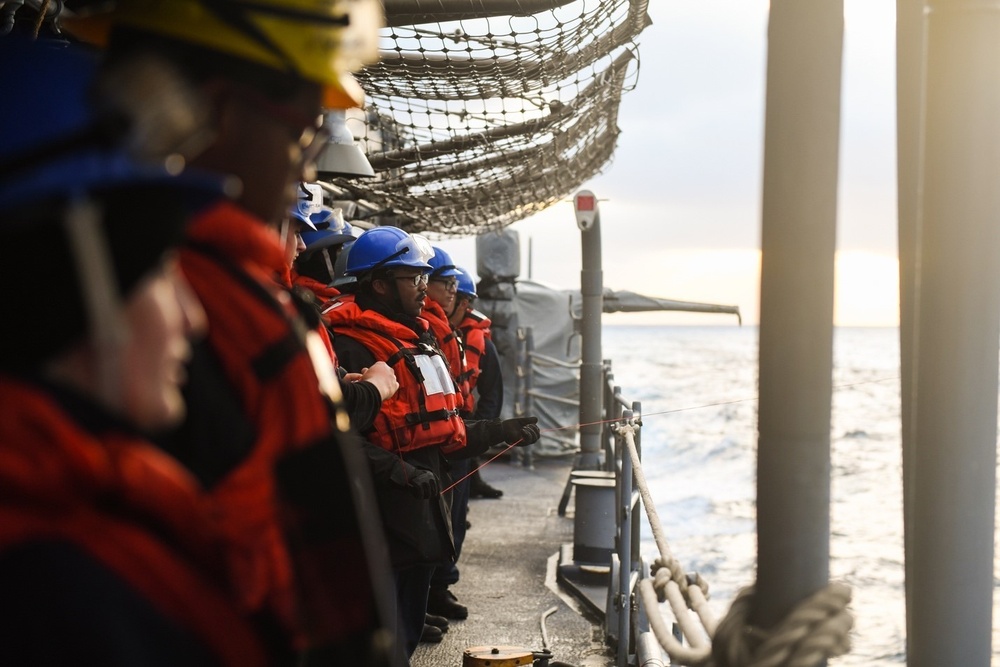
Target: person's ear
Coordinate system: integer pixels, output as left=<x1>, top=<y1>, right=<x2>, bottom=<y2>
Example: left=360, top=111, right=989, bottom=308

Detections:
left=371, top=276, right=391, bottom=297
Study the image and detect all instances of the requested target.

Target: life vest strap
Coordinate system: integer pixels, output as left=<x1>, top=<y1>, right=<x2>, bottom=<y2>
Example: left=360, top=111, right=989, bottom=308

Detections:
left=404, top=408, right=459, bottom=426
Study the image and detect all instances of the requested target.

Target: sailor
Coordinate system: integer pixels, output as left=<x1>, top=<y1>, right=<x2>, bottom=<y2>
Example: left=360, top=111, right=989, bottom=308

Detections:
left=287, top=199, right=396, bottom=434
left=423, top=265, right=509, bottom=622
left=0, top=36, right=268, bottom=665
left=452, top=267, right=507, bottom=502
left=324, top=226, right=541, bottom=661
left=423, top=247, right=475, bottom=418
left=421, top=250, right=476, bottom=623
left=293, top=206, right=356, bottom=296
left=72, top=2, right=401, bottom=663
left=278, top=198, right=322, bottom=285
left=449, top=267, right=504, bottom=428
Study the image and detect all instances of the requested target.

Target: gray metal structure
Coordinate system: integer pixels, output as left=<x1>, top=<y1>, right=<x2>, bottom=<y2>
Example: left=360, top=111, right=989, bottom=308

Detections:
left=899, top=1, right=1000, bottom=663
left=753, top=0, right=842, bottom=632
left=576, top=192, right=605, bottom=470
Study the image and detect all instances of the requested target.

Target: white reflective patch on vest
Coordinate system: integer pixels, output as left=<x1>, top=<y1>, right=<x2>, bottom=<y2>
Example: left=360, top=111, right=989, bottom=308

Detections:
left=415, top=354, right=456, bottom=396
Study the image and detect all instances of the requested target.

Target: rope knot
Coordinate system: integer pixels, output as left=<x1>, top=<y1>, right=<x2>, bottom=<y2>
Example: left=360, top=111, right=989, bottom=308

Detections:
left=651, top=556, right=709, bottom=604
left=709, top=582, right=853, bottom=667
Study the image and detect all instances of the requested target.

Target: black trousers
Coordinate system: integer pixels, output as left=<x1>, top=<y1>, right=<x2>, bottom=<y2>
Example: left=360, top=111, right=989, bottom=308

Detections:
left=394, top=563, right=435, bottom=658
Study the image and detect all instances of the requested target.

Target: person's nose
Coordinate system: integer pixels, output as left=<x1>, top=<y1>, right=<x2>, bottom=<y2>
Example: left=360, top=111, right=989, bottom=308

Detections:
left=176, top=274, right=207, bottom=339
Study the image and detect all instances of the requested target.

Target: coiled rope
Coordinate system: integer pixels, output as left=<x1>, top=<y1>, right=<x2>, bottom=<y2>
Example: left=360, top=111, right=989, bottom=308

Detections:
left=617, top=422, right=854, bottom=666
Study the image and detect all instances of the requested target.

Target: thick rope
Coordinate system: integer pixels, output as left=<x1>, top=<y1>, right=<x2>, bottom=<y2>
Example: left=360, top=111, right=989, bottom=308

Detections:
left=619, top=423, right=854, bottom=666
left=708, top=584, right=853, bottom=667
left=618, top=423, right=714, bottom=619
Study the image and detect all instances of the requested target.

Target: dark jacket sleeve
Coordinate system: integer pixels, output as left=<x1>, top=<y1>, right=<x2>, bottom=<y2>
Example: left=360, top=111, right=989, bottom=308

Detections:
left=333, top=335, right=378, bottom=374
left=472, top=338, right=503, bottom=420
left=339, top=378, right=382, bottom=433
left=445, top=419, right=505, bottom=460
left=332, top=336, right=407, bottom=482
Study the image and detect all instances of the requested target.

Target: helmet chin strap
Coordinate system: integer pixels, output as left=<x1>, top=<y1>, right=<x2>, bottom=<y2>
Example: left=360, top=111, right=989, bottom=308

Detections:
left=376, top=277, right=408, bottom=317
left=389, top=281, right=406, bottom=313
left=64, top=197, right=128, bottom=412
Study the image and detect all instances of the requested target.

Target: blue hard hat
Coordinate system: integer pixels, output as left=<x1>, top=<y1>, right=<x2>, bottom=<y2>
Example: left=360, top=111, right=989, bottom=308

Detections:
left=428, top=246, right=461, bottom=279
left=300, top=227, right=355, bottom=256
left=332, top=240, right=357, bottom=289
left=0, top=37, right=224, bottom=372
left=289, top=200, right=319, bottom=230
left=309, top=208, right=334, bottom=230
left=0, top=36, right=222, bottom=216
left=310, top=205, right=353, bottom=235
left=455, top=267, right=477, bottom=298
left=345, top=227, right=434, bottom=276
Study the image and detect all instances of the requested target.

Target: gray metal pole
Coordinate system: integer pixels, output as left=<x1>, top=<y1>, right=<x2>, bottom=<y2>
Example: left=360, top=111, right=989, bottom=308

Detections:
left=895, top=0, right=923, bottom=651
left=576, top=191, right=604, bottom=469
left=751, top=0, right=843, bottom=630
left=906, top=2, right=1000, bottom=663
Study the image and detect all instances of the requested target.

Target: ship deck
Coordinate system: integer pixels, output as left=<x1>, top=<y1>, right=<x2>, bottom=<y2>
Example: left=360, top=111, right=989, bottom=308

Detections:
left=411, top=455, right=616, bottom=667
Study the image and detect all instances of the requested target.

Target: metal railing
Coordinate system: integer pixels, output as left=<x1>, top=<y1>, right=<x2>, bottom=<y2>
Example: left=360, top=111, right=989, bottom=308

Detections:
left=514, top=325, right=666, bottom=666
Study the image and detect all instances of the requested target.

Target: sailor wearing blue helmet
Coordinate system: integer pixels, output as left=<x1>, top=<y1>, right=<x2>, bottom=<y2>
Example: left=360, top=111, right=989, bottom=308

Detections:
left=0, top=36, right=269, bottom=666
left=326, top=226, right=541, bottom=659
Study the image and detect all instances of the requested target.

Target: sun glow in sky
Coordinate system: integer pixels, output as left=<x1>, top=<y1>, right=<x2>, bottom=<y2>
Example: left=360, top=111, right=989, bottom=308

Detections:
left=435, top=0, right=901, bottom=328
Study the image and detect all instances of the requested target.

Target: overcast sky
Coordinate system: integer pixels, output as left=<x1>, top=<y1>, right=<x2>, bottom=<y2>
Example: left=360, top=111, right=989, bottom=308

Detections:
left=435, top=0, right=899, bottom=327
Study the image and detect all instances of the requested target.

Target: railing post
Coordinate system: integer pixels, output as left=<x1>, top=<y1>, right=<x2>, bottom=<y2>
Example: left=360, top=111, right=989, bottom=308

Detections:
left=630, top=401, right=642, bottom=573
left=616, top=410, right=634, bottom=667
left=513, top=327, right=535, bottom=468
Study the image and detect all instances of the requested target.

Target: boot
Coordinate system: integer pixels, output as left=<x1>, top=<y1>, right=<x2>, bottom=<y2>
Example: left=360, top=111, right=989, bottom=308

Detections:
left=425, top=613, right=450, bottom=632
left=427, top=586, right=468, bottom=620
left=468, top=468, right=503, bottom=499
left=420, top=623, right=444, bottom=643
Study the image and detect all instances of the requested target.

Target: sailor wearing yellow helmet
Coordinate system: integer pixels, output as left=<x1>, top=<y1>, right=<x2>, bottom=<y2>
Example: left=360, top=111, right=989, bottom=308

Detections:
left=69, top=2, right=402, bottom=665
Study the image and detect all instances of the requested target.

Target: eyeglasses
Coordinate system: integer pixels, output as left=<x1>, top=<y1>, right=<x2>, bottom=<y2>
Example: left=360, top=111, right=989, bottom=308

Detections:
left=231, top=85, right=331, bottom=167
left=431, top=278, right=458, bottom=292
left=392, top=273, right=429, bottom=287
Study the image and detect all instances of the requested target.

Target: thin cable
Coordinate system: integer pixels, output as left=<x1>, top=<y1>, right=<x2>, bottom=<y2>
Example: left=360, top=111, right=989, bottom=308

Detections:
left=437, top=375, right=900, bottom=495
left=439, top=439, right=520, bottom=494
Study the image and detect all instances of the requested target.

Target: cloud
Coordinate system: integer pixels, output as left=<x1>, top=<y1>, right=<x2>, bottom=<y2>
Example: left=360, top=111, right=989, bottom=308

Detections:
left=436, top=0, right=901, bottom=328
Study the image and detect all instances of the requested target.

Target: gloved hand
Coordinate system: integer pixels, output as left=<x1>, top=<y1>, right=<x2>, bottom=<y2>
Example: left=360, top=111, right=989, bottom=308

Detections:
left=407, top=469, right=440, bottom=499
left=389, top=463, right=440, bottom=499
left=500, top=416, right=540, bottom=446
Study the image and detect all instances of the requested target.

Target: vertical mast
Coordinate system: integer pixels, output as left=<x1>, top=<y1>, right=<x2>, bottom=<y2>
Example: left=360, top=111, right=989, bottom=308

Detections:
left=753, top=0, right=843, bottom=629
left=905, top=1, right=1000, bottom=663
left=895, top=0, right=923, bottom=653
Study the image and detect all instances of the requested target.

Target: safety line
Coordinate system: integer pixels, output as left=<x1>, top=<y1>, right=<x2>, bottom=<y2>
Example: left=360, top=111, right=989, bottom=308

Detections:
left=440, top=439, right=520, bottom=494
left=437, top=375, right=897, bottom=495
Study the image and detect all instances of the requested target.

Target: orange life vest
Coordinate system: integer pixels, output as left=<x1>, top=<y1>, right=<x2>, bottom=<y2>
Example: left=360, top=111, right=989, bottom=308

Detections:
left=179, top=202, right=360, bottom=646
left=457, top=308, right=493, bottom=393
left=422, top=299, right=475, bottom=416
left=291, top=271, right=342, bottom=363
left=0, top=378, right=268, bottom=667
left=325, top=298, right=467, bottom=455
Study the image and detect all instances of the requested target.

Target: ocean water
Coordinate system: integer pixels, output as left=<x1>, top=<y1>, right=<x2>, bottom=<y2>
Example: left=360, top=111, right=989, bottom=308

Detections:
left=601, top=325, right=920, bottom=665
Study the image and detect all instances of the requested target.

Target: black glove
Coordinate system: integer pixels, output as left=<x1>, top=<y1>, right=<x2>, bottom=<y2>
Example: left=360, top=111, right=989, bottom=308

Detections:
left=500, top=416, right=540, bottom=447
left=407, top=469, right=440, bottom=499
left=389, top=463, right=440, bottom=499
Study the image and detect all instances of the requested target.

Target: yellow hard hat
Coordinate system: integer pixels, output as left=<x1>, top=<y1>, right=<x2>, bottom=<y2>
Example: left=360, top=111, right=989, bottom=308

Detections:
left=67, top=0, right=381, bottom=109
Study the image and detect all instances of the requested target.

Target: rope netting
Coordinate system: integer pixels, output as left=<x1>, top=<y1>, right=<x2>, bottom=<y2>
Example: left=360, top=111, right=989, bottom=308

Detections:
left=332, top=0, right=650, bottom=236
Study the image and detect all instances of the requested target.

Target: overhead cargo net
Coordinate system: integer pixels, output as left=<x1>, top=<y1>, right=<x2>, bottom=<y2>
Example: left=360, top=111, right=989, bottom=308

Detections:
left=331, top=0, right=650, bottom=236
